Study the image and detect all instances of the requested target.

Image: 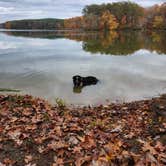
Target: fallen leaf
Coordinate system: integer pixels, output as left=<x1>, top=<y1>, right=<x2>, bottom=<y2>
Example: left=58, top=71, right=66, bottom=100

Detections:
left=8, top=129, right=21, bottom=140
left=138, top=139, right=158, bottom=155
left=155, top=141, right=165, bottom=152
left=110, top=125, right=122, bottom=133
left=47, top=141, right=68, bottom=151
left=80, top=135, right=96, bottom=149
left=24, top=155, right=33, bottom=163
left=3, top=158, right=15, bottom=165
left=75, top=156, right=91, bottom=166
left=0, top=162, right=6, bottom=166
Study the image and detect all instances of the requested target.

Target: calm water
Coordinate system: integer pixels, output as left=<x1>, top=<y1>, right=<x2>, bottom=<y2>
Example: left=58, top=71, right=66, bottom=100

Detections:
left=0, top=30, right=166, bottom=105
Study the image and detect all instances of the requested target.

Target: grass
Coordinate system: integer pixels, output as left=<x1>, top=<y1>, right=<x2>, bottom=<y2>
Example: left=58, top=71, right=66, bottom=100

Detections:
left=55, top=98, right=66, bottom=109
left=0, top=88, right=21, bottom=92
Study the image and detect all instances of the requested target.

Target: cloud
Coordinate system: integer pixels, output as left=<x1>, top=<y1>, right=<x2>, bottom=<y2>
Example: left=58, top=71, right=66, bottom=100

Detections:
left=0, top=0, right=165, bottom=23
left=0, top=41, right=17, bottom=49
left=0, top=6, right=14, bottom=14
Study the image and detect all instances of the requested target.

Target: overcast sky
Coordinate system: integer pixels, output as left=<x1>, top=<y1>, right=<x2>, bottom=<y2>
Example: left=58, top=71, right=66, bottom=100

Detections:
left=0, top=0, right=165, bottom=23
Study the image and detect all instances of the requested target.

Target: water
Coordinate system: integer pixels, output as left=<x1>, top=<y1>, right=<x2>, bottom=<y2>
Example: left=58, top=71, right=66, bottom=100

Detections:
left=0, top=30, right=166, bottom=105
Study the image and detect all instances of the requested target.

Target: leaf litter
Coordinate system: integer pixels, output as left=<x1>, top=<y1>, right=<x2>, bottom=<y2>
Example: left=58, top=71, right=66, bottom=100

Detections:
left=0, top=94, right=166, bottom=166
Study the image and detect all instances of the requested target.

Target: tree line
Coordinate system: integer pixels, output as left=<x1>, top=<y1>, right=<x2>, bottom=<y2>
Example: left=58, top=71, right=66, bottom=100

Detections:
left=2, top=18, right=64, bottom=30
left=1, top=1, right=166, bottom=30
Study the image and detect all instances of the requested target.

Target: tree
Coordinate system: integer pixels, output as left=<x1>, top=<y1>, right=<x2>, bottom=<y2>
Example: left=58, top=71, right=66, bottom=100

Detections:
left=82, top=14, right=100, bottom=30
left=5, top=22, right=11, bottom=29
left=83, top=4, right=105, bottom=16
left=64, top=17, right=84, bottom=30
left=153, top=16, right=164, bottom=29
left=100, top=11, right=119, bottom=30
left=82, top=1, right=144, bottom=30
left=144, top=3, right=166, bottom=29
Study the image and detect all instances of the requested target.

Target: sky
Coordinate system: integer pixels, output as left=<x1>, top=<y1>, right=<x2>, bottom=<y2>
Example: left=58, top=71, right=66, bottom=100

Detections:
left=0, top=0, right=165, bottom=23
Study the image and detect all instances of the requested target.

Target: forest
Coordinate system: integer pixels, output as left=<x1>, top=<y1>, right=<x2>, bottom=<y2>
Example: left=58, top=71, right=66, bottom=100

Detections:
left=1, top=18, right=64, bottom=30
left=1, top=1, right=166, bottom=30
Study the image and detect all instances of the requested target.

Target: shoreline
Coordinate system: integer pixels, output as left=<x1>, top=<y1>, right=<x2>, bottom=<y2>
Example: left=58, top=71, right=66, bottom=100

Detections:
left=0, top=92, right=164, bottom=107
left=0, top=94, right=166, bottom=165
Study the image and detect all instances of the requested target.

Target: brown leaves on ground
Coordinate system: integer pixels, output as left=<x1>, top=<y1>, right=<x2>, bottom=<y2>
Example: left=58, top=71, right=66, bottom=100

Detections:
left=0, top=94, right=166, bottom=166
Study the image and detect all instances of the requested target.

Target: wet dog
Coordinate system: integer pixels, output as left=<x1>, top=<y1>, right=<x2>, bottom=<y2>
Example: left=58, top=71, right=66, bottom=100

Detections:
left=73, top=75, right=98, bottom=89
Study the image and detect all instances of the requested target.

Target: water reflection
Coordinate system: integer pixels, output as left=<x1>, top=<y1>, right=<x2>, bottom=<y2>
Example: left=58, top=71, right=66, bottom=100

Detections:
left=0, top=30, right=166, bottom=105
left=73, top=86, right=82, bottom=93
left=82, top=31, right=142, bottom=55
left=2, top=30, right=166, bottom=55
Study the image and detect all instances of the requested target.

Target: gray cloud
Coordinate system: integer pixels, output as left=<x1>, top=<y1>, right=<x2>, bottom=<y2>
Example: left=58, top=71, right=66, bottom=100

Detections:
left=0, top=0, right=165, bottom=23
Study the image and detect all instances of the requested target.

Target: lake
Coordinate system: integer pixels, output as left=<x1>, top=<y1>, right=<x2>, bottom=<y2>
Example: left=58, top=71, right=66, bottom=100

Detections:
left=0, top=30, right=166, bottom=105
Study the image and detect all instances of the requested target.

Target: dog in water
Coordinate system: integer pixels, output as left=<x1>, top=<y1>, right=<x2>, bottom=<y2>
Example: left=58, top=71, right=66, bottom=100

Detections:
left=72, top=75, right=99, bottom=93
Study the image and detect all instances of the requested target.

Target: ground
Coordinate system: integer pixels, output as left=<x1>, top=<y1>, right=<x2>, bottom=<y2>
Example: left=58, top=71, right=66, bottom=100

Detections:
left=0, top=94, right=166, bottom=166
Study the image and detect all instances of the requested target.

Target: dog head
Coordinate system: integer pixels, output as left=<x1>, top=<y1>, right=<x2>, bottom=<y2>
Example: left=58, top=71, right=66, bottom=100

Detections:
left=72, top=75, right=83, bottom=87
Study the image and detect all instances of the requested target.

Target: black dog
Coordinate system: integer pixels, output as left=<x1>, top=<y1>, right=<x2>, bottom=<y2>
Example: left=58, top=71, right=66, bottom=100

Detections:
left=73, top=75, right=98, bottom=88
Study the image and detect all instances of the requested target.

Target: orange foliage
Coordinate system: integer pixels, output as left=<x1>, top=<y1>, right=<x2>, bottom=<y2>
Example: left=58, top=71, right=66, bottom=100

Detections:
left=100, top=11, right=119, bottom=30
left=5, top=22, right=11, bottom=29
left=153, top=16, right=164, bottom=28
left=64, top=16, right=84, bottom=29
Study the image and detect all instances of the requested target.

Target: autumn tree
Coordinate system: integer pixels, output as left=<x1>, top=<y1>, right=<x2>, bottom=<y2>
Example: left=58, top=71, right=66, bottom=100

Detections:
left=64, top=17, right=84, bottom=29
left=99, top=11, right=119, bottom=30
left=5, top=22, right=11, bottom=29
left=82, top=14, right=100, bottom=30
left=83, top=4, right=106, bottom=16
left=153, top=16, right=164, bottom=29
left=144, top=3, right=166, bottom=29
left=83, top=1, right=144, bottom=30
